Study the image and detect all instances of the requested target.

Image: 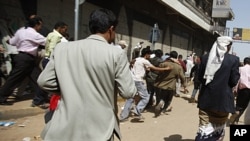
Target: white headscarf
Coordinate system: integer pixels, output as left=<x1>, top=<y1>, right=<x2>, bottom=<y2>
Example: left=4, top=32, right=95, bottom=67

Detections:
left=203, top=36, right=233, bottom=85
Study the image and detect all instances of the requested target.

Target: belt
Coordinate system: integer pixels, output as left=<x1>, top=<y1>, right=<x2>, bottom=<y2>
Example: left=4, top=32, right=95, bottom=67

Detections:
left=19, top=51, right=35, bottom=58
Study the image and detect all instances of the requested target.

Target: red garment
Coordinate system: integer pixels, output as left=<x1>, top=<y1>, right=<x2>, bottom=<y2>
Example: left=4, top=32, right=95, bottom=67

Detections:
left=178, top=59, right=187, bottom=72
left=49, top=94, right=61, bottom=110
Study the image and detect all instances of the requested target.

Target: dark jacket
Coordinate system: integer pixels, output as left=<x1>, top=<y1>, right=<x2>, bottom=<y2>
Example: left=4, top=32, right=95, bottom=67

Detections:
left=145, top=57, right=163, bottom=83
left=190, top=63, right=200, bottom=83
left=198, top=53, right=240, bottom=113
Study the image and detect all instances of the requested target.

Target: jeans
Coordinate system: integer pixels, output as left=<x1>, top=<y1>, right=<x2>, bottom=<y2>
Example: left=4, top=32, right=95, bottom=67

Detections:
left=120, top=81, right=149, bottom=119
left=191, top=82, right=201, bottom=98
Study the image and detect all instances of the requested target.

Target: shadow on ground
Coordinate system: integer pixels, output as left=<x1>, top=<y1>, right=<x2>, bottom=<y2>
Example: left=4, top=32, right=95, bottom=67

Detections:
left=130, top=118, right=145, bottom=123
left=8, top=93, right=34, bottom=103
left=164, top=134, right=194, bottom=141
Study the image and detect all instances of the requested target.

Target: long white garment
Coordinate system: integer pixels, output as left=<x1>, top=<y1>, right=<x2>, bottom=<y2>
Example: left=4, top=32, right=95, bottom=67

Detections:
left=185, top=58, right=194, bottom=77
left=203, top=36, right=233, bottom=85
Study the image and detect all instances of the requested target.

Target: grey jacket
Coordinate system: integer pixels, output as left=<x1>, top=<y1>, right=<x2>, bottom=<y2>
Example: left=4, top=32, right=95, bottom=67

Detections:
left=38, top=35, right=137, bottom=141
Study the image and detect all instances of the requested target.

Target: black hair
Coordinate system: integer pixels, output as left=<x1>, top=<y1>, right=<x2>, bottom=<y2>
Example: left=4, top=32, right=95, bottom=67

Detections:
left=25, top=16, right=43, bottom=29
left=141, top=48, right=152, bottom=57
left=169, top=51, right=178, bottom=59
left=54, top=21, right=68, bottom=29
left=178, top=54, right=183, bottom=59
left=243, top=57, right=250, bottom=65
left=154, top=49, right=163, bottom=58
left=89, top=8, right=118, bottom=34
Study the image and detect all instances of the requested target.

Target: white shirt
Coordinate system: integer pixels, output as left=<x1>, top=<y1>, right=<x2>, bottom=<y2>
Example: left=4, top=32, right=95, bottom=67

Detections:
left=131, top=57, right=153, bottom=81
left=61, top=37, right=68, bottom=42
left=114, top=44, right=122, bottom=49
left=185, top=59, right=194, bottom=77
left=9, top=27, right=46, bottom=56
left=238, top=64, right=250, bottom=89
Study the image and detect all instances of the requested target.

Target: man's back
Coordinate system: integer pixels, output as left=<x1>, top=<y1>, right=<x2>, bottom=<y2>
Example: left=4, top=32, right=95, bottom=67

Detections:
left=155, top=60, right=185, bottom=90
left=38, top=34, right=136, bottom=141
left=198, top=53, right=240, bottom=113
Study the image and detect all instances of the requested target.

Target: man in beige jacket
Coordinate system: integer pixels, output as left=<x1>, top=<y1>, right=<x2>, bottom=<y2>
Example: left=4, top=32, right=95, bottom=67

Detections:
left=37, top=9, right=137, bottom=141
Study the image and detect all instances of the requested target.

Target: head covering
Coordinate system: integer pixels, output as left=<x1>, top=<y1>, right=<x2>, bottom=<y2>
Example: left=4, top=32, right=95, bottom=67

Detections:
left=118, top=40, right=128, bottom=48
left=203, top=36, right=233, bottom=85
left=134, top=41, right=143, bottom=49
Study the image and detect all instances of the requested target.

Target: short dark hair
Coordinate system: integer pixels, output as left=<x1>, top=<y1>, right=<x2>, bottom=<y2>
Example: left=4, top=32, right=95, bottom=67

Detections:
left=89, top=9, right=118, bottom=34
left=243, top=57, right=250, bottom=65
left=169, top=51, right=178, bottom=59
left=25, top=16, right=43, bottom=28
left=141, top=48, right=152, bottom=57
left=54, top=21, right=68, bottom=29
left=154, top=49, right=163, bottom=58
left=178, top=54, right=183, bottom=59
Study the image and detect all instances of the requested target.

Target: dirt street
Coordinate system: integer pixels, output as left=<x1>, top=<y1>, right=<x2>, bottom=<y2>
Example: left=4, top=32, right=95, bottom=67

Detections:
left=0, top=94, right=243, bottom=141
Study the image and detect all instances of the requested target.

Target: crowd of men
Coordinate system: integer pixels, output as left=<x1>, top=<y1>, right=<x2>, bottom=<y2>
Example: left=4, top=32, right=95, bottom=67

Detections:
left=0, top=8, right=249, bottom=141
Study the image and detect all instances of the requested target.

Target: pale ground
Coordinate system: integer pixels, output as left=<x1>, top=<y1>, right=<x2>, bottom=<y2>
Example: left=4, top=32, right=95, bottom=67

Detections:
left=0, top=92, right=245, bottom=141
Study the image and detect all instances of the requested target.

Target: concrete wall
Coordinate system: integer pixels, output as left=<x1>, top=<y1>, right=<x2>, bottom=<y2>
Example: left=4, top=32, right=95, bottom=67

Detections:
left=36, top=0, right=214, bottom=59
left=0, top=0, right=215, bottom=60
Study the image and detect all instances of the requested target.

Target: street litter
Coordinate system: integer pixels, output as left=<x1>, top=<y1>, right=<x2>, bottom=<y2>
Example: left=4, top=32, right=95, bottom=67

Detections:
left=34, top=135, right=41, bottom=140
left=0, top=121, right=15, bottom=126
left=22, top=137, right=31, bottom=141
left=18, top=124, right=26, bottom=127
left=18, top=120, right=30, bottom=127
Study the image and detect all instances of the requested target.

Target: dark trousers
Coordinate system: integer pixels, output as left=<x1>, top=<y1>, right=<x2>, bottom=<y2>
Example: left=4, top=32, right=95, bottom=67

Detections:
left=0, top=53, right=35, bottom=102
left=155, top=88, right=174, bottom=110
left=235, top=88, right=250, bottom=122
left=42, top=58, right=49, bottom=69
left=146, top=81, right=155, bottom=107
left=0, top=53, right=48, bottom=104
left=31, top=66, right=49, bottom=105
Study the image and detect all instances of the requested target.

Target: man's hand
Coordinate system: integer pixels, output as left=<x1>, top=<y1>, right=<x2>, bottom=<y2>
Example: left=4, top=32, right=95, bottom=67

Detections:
left=164, top=66, right=172, bottom=71
left=0, top=45, right=5, bottom=53
left=169, top=58, right=180, bottom=64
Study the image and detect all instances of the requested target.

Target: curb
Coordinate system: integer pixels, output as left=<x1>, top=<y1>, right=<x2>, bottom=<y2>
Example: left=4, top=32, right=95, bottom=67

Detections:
left=0, top=107, right=45, bottom=120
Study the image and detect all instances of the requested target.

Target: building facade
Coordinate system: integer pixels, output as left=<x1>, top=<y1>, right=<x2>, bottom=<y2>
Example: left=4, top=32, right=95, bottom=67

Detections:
left=0, top=0, right=234, bottom=60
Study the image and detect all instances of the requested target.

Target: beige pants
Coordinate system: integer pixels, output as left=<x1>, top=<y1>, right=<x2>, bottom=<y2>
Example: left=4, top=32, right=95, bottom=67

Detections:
left=196, top=109, right=229, bottom=140
left=199, top=109, right=229, bottom=126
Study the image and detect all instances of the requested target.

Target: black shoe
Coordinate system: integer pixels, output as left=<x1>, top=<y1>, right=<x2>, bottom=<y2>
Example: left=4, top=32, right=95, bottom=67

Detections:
left=133, top=114, right=145, bottom=120
left=0, top=101, right=13, bottom=105
left=31, top=103, right=49, bottom=109
left=155, top=100, right=164, bottom=117
left=175, top=94, right=180, bottom=97
left=131, top=109, right=145, bottom=121
left=189, top=97, right=196, bottom=103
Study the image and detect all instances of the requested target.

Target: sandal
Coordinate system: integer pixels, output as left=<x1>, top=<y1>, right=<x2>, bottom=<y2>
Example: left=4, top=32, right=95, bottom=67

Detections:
left=31, top=103, right=50, bottom=109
